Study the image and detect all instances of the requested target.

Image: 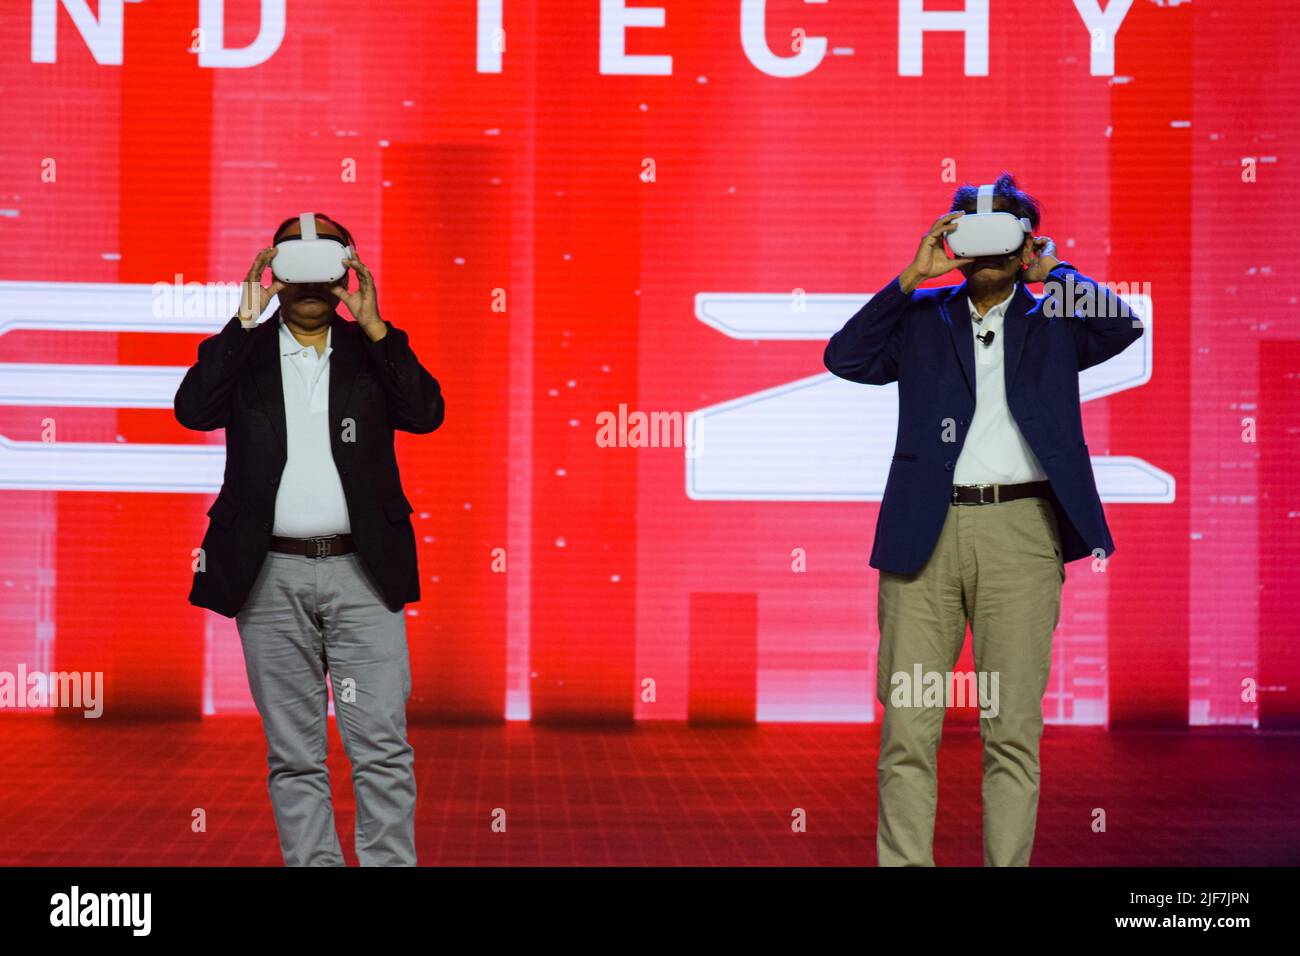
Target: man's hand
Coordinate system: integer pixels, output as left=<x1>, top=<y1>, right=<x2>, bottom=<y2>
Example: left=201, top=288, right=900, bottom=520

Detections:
left=899, top=212, right=975, bottom=293
left=237, top=247, right=284, bottom=329
left=1022, top=236, right=1061, bottom=284
left=330, top=256, right=387, bottom=341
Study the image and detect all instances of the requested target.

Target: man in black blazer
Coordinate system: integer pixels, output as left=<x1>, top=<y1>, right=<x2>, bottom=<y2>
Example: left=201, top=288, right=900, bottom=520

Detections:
left=175, top=214, right=444, bottom=866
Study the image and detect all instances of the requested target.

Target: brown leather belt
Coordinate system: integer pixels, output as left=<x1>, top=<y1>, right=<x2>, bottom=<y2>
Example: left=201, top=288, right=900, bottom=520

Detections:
left=951, top=480, right=1050, bottom=506
left=269, top=533, right=357, bottom=558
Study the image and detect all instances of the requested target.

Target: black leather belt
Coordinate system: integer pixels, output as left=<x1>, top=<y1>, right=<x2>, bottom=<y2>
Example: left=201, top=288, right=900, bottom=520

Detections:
left=951, top=480, right=1050, bottom=506
left=269, top=533, right=357, bottom=558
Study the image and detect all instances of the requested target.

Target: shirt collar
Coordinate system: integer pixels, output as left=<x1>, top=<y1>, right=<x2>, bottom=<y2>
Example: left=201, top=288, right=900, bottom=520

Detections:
left=968, top=284, right=1018, bottom=322
left=278, top=316, right=333, bottom=357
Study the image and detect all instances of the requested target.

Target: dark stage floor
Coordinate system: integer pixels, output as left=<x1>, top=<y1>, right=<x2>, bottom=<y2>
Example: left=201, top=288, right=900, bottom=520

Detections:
left=1, top=718, right=1296, bottom=866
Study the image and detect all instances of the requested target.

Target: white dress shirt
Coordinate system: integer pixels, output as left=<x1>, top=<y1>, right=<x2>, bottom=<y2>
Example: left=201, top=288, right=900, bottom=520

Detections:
left=952, top=284, right=1048, bottom=485
left=272, top=319, right=352, bottom=537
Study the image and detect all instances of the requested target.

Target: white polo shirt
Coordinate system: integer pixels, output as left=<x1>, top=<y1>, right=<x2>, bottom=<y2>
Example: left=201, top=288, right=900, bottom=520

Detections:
left=271, top=319, right=352, bottom=537
left=952, top=285, right=1048, bottom=485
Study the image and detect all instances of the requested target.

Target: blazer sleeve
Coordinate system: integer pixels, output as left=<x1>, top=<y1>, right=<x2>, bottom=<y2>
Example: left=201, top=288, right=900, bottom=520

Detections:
left=173, top=316, right=260, bottom=431
left=823, top=275, right=914, bottom=385
left=1042, top=262, right=1145, bottom=371
left=361, top=321, right=446, bottom=434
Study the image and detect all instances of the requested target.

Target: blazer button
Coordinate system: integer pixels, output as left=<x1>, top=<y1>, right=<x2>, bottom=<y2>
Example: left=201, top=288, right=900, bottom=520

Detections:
left=944, top=461, right=954, bottom=471
left=262, top=521, right=271, bottom=531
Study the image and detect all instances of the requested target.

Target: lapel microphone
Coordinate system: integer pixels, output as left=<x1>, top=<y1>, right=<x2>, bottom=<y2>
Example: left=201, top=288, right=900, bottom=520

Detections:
left=977, top=329, right=996, bottom=347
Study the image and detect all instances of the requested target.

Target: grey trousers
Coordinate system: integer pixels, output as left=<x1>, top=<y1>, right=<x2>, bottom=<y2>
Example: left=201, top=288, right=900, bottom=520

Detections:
left=235, top=550, right=416, bottom=866
left=876, top=497, right=1064, bottom=867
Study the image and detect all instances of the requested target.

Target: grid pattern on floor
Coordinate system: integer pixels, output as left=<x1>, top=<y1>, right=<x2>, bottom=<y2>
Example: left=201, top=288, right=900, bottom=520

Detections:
left=0, top=716, right=1296, bottom=866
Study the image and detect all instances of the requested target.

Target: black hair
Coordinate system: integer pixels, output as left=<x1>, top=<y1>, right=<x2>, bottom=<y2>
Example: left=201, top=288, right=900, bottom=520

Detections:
left=949, top=172, right=1041, bottom=231
left=272, top=213, right=355, bottom=248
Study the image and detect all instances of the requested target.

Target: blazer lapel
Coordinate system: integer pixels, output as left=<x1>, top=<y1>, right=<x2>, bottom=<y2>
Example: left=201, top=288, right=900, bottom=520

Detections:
left=943, top=279, right=1037, bottom=400
left=1000, top=281, right=1037, bottom=394
left=941, top=282, right=977, bottom=400
left=250, top=308, right=288, bottom=454
left=253, top=310, right=361, bottom=456
left=327, top=312, right=361, bottom=444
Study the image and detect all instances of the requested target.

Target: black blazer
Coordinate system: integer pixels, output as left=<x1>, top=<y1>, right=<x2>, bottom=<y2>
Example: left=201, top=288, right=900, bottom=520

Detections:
left=174, top=308, right=445, bottom=617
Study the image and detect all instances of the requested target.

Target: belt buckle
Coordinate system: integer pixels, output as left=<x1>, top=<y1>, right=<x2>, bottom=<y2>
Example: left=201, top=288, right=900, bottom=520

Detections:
left=955, top=483, right=997, bottom=505
left=309, top=535, right=336, bottom=558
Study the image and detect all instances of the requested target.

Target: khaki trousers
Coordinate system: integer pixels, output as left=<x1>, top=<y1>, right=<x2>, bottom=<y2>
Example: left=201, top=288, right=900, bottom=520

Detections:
left=875, top=496, right=1064, bottom=866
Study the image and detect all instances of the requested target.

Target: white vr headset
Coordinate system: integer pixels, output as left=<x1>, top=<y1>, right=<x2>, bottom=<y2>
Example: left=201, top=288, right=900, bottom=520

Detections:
left=946, top=184, right=1033, bottom=257
left=270, top=212, right=354, bottom=284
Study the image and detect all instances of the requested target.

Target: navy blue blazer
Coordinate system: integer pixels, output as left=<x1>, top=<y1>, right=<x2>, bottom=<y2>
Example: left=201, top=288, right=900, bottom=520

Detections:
left=823, top=262, right=1144, bottom=575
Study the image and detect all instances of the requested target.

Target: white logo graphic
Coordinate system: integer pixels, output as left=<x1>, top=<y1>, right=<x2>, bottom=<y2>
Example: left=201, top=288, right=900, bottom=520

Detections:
left=0, top=281, right=237, bottom=492
left=687, top=289, right=1173, bottom=503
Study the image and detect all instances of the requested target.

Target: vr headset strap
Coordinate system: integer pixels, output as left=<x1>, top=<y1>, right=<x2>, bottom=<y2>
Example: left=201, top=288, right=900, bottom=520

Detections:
left=976, top=184, right=994, bottom=214
left=298, top=212, right=317, bottom=241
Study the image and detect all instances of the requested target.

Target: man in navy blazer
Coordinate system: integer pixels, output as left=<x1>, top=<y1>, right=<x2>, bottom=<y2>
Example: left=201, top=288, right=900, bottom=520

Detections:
left=824, top=174, right=1143, bottom=866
